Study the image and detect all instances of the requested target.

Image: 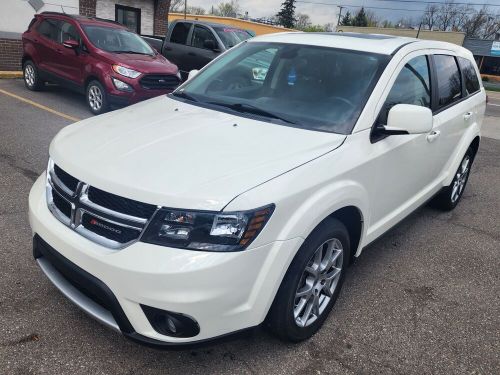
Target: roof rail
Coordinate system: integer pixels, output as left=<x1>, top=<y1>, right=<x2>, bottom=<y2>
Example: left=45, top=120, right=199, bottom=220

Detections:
left=92, top=17, right=124, bottom=26
left=40, top=11, right=75, bottom=18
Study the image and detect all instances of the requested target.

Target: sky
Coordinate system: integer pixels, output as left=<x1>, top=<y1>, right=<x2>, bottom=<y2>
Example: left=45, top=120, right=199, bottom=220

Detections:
left=184, top=0, right=500, bottom=26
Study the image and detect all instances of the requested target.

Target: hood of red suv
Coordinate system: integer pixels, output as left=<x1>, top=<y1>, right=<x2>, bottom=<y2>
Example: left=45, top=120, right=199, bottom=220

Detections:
left=101, top=51, right=178, bottom=75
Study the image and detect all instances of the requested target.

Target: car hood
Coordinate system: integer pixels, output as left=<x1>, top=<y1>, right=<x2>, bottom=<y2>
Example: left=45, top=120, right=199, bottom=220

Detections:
left=101, top=51, right=178, bottom=74
left=50, top=96, right=346, bottom=211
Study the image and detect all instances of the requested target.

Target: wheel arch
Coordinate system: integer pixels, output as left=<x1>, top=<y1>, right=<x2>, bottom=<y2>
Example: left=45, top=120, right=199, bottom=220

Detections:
left=328, top=206, right=363, bottom=264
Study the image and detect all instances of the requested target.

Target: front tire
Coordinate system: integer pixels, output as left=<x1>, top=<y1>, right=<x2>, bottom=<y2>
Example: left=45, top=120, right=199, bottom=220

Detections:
left=23, top=60, right=43, bottom=91
left=266, top=218, right=350, bottom=342
left=430, top=147, right=474, bottom=211
left=86, top=80, right=108, bottom=115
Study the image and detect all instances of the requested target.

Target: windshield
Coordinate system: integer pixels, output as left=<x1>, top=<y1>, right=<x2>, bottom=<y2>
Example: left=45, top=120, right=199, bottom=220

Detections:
left=214, top=27, right=252, bottom=48
left=174, top=42, right=388, bottom=134
left=83, top=25, right=154, bottom=55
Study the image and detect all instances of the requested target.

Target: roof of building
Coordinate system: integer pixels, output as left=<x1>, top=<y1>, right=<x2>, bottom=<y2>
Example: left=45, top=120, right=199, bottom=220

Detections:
left=463, top=38, right=499, bottom=57
left=250, top=32, right=465, bottom=55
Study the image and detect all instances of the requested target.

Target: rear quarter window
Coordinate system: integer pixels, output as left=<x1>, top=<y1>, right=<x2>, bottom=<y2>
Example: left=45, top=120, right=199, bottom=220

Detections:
left=37, top=19, right=61, bottom=42
left=170, top=22, right=191, bottom=45
left=458, top=57, right=481, bottom=95
left=433, top=55, right=462, bottom=109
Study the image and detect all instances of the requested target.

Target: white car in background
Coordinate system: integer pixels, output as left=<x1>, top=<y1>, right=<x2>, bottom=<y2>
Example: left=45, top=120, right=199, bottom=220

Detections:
left=29, top=32, right=485, bottom=346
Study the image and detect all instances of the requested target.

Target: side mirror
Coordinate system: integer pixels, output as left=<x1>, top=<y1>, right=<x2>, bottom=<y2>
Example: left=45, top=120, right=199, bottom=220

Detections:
left=63, top=39, right=79, bottom=49
left=384, top=104, right=433, bottom=135
left=187, top=70, right=199, bottom=81
left=203, top=39, right=218, bottom=51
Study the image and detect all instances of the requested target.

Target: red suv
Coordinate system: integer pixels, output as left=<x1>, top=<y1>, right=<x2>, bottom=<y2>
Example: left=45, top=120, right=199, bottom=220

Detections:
left=22, top=12, right=180, bottom=114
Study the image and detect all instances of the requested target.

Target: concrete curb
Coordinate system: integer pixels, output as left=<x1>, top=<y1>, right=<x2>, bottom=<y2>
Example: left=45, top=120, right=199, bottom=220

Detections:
left=0, top=71, right=23, bottom=79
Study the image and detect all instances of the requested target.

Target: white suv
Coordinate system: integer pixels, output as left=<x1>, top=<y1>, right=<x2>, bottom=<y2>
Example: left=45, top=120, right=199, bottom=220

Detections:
left=29, top=32, right=486, bottom=346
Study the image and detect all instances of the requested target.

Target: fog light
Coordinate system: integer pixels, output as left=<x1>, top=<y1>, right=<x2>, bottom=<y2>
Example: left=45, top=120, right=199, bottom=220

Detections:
left=141, top=305, right=200, bottom=338
left=112, top=77, right=133, bottom=92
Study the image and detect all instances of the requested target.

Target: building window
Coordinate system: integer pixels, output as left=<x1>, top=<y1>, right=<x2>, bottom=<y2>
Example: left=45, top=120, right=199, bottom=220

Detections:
left=115, top=5, right=141, bottom=34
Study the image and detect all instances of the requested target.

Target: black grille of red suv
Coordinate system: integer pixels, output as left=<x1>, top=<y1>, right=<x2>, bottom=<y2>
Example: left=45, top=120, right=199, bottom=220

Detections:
left=140, top=74, right=180, bottom=90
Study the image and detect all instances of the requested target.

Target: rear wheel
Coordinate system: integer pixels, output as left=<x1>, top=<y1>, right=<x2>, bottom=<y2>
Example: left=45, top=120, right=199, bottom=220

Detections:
left=266, top=218, right=350, bottom=342
left=430, top=147, right=474, bottom=211
left=86, top=80, right=108, bottom=115
left=23, top=60, right=43, bottom=91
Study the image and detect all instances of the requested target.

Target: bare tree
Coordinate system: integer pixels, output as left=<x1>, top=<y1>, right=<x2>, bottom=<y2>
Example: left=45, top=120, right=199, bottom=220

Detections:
left=422, top=4, right=439, bottom=30
left=186, top=6, right=206, bottom=15
left=295, top=13, right=312, bottom=30
left=214, top=1, right=240, bottom=18
left=365, top=10, right=379, bottom=27
left=436, top=1, right=457, bottom=31
left=169, top=0, right=184, bottom=13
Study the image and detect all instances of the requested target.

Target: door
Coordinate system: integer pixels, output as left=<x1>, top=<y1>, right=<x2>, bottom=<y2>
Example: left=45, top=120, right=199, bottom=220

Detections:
left=430, top=55, right=477, bottom=177
left=366, top=53, right=442, bottom=234
left=185, top=25, right=221, bottom=71
left=54, top=21, right=86, bottom=86
left=34, top=18, right=61, bottom=75
left=162, top=22, right=193, bottom=76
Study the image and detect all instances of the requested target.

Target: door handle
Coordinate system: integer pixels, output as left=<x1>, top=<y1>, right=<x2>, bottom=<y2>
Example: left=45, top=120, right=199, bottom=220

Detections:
left=427, top=130, right=441, bottom=143
left=463, top=111, right=473, bottom=121
left=188, top=52, right=196, bottom=56
left=164, top=46, right=172, bottom=51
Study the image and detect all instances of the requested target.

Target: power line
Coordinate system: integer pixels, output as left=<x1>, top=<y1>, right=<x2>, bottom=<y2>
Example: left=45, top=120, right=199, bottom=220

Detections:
left=369, top=0, right=500, bottom=8
left=295, top=1, right=495, bottom=13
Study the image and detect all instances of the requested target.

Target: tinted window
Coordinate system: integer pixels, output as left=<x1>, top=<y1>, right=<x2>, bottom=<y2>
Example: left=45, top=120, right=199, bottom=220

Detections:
left=380, top=55, right=431, bottom=124
left=434, top=55, right=462, bottom=109
left=170, top=22, right=191, bottom=45
left=37, top=19, right=61, bottom=42
left=214, top=27, right=251, bottom=48
left=192, top=26, right=217, bottom=49
left=61, top=22, right=81, bottom=43
left=458, top=57, right=480, bottom=95
left=176, top=42, right=388, bottom=134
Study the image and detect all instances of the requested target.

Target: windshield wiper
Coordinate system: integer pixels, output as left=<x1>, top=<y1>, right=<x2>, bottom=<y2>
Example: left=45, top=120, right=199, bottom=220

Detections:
left=207, top=102, right=296, bottom=124
left=171, top=91, right=199, bottom=102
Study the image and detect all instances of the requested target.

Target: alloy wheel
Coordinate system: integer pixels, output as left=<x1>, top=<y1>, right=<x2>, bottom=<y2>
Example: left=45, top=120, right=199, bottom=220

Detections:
left=25, top=64, right=35, bottom=87
left=294, top=238, right=343, bottom=328
left=88, top=85, right=103, bottom=111
left=451, top=155, right=470, bottom=203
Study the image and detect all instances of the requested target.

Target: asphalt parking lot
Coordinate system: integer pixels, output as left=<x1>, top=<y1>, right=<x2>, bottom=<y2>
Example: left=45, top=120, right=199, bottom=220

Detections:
left=0, top=79, right=499, bottom=374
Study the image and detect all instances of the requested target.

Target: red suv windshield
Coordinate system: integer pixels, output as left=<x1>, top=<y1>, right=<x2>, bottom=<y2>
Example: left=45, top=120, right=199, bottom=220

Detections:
left=82, top=25, right=154, bottom=55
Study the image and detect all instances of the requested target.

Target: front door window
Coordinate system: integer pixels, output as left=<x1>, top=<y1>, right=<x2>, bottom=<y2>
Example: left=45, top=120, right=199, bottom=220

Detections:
left=116, top=5, right=141, bottom=34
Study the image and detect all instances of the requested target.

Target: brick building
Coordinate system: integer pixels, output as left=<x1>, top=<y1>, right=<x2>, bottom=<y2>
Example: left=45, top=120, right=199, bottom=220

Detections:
left=0, top=0, right=170, bottom=71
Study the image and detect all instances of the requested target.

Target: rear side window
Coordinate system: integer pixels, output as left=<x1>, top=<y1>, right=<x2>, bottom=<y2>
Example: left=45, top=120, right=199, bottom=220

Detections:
left=458, top=57, right=480, bottom=95
left=379, top=55, right=431, bottom=124
left=37, top=19, right=61, bottom=42
left=434, top=55, right=462, bottom=109
left=170, top=22, right=191, bottom=45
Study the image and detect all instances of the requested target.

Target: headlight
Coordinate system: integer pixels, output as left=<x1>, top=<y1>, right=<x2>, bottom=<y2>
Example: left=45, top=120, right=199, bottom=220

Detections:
left=141, top=205, right=274, bottom=252
left=112, top=64, right=141, bottom=79
left=112, top=77, right=133, bottom=92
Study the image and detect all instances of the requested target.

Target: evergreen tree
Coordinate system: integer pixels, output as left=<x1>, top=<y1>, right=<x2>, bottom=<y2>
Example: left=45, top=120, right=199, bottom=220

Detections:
left=276, top=0, right=296, bottom=29
left=339, top=11, right=352, bottom=26
left=353, top=7, right=368, bottom=27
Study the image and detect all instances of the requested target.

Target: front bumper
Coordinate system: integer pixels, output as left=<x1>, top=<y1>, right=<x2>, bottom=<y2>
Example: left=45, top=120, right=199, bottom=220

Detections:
left=105, top=74, right=176, bottom=107
left=29, top=174, right=302, bottom=345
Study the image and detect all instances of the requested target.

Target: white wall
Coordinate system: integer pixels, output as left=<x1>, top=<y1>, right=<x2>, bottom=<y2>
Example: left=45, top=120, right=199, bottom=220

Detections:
left=96, top=0, right=154, bottom=35
left=0, top=0, right=79, bottom=34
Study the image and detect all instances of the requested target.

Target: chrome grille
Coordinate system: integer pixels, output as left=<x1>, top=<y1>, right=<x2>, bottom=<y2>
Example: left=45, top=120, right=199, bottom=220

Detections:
left=46, top=160, right=159, bottom=249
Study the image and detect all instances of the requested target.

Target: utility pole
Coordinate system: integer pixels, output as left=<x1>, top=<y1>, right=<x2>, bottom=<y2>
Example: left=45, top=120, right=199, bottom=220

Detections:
left=184, top=0, right=187, bottom=19
left=337, top=6, right=344, bottom=27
